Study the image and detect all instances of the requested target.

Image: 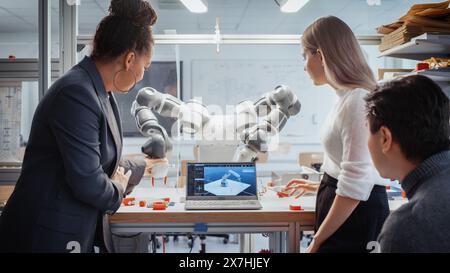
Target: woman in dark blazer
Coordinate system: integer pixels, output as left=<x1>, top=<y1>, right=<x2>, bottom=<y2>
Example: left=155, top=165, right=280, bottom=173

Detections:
left=0, top=0, right=160, bottom=253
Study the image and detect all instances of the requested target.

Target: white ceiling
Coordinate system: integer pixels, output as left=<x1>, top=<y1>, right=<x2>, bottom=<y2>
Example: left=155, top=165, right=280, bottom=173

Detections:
left=0, top=0, right=443, bottom=35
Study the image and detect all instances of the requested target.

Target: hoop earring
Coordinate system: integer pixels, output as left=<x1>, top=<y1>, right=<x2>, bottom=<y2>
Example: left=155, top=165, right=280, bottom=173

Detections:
left=113, top=69, right=137, bottom=92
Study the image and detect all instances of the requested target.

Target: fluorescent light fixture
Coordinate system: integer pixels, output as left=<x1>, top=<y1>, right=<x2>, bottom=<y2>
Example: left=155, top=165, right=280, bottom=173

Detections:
left=280, top=0, right=310, bottom=13
left=179, top=0, right=208, bottom=13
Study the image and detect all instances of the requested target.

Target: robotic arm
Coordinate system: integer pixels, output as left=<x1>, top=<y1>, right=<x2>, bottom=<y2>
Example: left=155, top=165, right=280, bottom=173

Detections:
left=131, top=85, right=301, bottom=164
left=131, top=87, right=210, bottom=159
left=221, top=169, right=241, bottom=187
left=233, top=85, right=301, bottom=162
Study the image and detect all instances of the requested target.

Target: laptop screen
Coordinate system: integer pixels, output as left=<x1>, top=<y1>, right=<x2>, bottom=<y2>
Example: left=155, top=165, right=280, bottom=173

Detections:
left=187, top=163, right=257, bottom=200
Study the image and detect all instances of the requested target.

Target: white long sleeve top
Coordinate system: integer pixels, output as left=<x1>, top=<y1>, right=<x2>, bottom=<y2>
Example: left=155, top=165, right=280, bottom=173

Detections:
left=320, top=88, right=385, bottom=201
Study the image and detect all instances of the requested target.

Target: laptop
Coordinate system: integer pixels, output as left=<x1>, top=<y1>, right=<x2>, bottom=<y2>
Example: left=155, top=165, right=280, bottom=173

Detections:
left=185, top=162, right=263, bottom=210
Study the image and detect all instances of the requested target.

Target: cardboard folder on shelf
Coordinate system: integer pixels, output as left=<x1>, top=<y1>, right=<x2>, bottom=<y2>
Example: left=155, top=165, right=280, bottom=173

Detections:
left=377, top=1, right=450, bottom=51
left=379, top=19, right=450, bottom=51
left=399, top=1, right=450, bottom=21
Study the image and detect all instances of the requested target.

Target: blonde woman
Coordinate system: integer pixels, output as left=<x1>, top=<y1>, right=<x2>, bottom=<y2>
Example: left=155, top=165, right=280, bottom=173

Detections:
left=282, top=16, right=389, bottom=253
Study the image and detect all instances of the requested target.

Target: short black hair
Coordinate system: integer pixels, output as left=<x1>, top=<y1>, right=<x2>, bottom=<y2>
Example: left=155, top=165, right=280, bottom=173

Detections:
left=91, top=0, right=157, bottom=61
left=365, top=75, right=450, bottom=161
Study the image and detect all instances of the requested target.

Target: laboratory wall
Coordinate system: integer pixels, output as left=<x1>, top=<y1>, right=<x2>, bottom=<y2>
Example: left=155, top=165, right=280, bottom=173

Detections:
left=1, top=33, right=408, bottom=177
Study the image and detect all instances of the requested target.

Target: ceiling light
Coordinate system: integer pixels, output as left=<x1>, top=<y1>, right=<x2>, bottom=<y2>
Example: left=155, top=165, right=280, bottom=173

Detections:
left=279, top=0, right=310, bottom=13
left=367, top=0, right=382, bottom=6
left=179, top=0, right=208, bottom=13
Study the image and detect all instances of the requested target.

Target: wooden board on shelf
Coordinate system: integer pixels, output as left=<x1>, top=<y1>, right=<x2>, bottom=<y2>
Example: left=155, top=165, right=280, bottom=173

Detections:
left=378, top=69, right=414, bottom=81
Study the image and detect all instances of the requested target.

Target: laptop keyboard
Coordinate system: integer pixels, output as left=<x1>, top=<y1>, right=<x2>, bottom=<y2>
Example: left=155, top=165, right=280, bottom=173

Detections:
left=185, top=200, right=262, bottom=210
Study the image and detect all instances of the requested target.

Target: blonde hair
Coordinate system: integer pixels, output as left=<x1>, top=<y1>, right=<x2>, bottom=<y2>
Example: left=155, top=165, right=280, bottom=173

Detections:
left=302, top=16, right=377, bottom=91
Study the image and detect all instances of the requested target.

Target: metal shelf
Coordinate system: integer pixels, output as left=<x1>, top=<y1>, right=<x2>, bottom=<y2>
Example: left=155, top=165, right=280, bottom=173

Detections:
left=414, top=68, right=450, bottom=82
left=0, top=59, right=60, bottom=81
left=379, top=33, right=450, bottom=99
left=404, top=68, right=450, bottom=82
left=382, top=68, right=450, bottom=83
left=379, top=34, right=450, bottom=60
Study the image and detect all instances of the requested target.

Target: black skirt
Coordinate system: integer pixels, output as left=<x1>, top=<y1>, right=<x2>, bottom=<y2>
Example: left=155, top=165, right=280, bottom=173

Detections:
left=314, top=173, right=389, bottom=253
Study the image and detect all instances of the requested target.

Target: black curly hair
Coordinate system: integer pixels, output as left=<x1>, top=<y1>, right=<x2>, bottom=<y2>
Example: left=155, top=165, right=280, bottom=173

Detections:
left=91, top=0, right=157, bottom=61
left=365, top=75, right=450, bottom=161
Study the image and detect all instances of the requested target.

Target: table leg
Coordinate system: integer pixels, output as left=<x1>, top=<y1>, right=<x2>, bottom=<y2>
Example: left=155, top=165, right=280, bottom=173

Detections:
left=287, top=222, right=300, bottom=253
left=239, top=234, right=253, bottom=253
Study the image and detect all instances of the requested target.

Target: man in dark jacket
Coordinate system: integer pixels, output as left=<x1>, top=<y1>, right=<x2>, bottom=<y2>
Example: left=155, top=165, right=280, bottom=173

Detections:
left=365, top=75, right=450, bottom=253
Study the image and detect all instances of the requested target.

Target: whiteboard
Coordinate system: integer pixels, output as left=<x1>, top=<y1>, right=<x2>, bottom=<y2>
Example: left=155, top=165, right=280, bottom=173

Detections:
left=191, top=59, right=335, bottom=143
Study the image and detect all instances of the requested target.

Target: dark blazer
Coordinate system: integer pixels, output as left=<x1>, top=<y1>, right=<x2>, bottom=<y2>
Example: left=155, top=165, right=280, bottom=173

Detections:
left=0, top=57, right=145, bottom=253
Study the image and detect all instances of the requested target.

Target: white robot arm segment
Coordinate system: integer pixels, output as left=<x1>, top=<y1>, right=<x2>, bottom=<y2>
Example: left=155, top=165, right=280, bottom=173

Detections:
left=134, top=87, right=182, bottom=118
left=132, top=85, right=301, bottom=163
left=134, top=87, right=210, bottom=135
left=221, top=169, right=242, bottom=187
left=132, top=87, right=211, bottom=158
left=131, top=103, right=173, bottom=159
left=131, top=87, right=181, bottom=158
left=179, top=100, right=210, bottom=135
left=223, top=169, right=241, bottom=181
left=254, top=85, right=301, bottom=116
left=253, top=85, right=301, bottom=133
left=233, top=85, right=301, bottom=162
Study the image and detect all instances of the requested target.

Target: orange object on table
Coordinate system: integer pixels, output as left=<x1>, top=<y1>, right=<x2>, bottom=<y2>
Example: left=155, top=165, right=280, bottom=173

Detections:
left=139, top=200, right=146, bottom=207
left=122, top=197, right=135, bottom=206
left=152, top=201, right=166, bottom=210
left=277, top=191, right=289, bottom=198
left=401, top=191, right=406, bottom=199
left=289, top=205, right=303, bottom=211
